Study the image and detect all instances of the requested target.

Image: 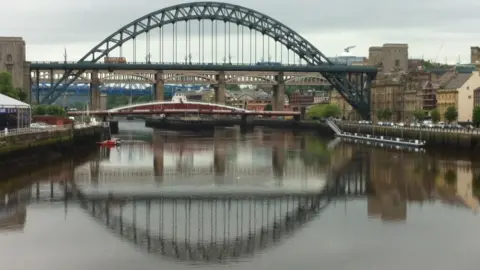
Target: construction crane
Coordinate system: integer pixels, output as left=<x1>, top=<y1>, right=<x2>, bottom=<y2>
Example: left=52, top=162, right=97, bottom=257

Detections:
left=344, top=45, right=356, bottom=53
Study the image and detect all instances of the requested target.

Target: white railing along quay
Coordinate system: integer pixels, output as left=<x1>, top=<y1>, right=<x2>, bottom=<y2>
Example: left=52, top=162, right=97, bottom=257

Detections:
left=0, top=122, right=105, bottom=138
left=0, top=126, right=68, bottom=137
left=325, top=119, right=342, bottom=135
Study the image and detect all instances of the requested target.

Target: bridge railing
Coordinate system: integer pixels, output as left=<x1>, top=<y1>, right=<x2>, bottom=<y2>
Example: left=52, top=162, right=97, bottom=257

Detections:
left=29, top=61, right=314, bottom=67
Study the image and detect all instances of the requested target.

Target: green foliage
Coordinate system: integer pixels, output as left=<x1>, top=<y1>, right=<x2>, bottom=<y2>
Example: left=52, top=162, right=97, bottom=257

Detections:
left=444, top=170, right=457, bottom=186
left=376, top=108, right=393, bottom=121
left=264, top=103, right=272, bottom=111
left=33, top=104, right=65, bottom=116
left=474, top=174, right=480, bottom=198
left=306, top=104, right=341, bottom=119
left=226, top=84, right=240, bottom=91
left=444, top=106, right=458, bottom=123
left=33, top=105, right=47, bottom=115
left=472, top=106, right=480, bottom=127
left=430, top=108, right=441, bottom=123
left=413, top=110, right=427, bottom=121
left=0, top=72, right=27, bottom=102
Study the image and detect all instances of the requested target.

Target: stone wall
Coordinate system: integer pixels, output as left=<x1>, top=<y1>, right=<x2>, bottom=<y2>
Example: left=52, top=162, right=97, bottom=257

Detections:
left=0, top=126, right=107, bottom=177
left=0, top=37, right=27, bottom=90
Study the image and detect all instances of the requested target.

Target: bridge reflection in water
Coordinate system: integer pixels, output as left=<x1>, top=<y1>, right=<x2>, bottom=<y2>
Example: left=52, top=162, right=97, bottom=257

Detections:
left=16, top=139, right=368, bottom=264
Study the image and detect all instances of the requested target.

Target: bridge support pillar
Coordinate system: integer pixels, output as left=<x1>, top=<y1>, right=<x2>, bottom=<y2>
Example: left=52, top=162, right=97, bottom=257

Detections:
left=272, top=72, right=285, bottom=111
left=90, top=159, right=100, bottom=186
left=152, top=131, right=164, bottom=183
left=34, top=69, right=40, bottom=104
left=214, top=71, right=226, bottom=104
left=241, top=114, right=254, bottom=126
left=90, top=70, right=101, bottom=110
left=213, top=130, right=226, bottom=184
left=272, top=133, right=285, bottom=183
left=100, top=93, right=108, bottom=110
left=154, top=71, right=164, bottom=101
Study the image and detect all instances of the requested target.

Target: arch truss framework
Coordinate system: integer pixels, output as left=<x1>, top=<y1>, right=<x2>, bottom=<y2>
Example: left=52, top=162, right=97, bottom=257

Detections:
left=31, top=70, right=331, bottom=86
left=35, top=2, right=376, bottom=119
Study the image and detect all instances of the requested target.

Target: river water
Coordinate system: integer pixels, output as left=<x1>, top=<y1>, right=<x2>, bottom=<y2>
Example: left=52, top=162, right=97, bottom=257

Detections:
left=1, top=121, right=480, bottom=270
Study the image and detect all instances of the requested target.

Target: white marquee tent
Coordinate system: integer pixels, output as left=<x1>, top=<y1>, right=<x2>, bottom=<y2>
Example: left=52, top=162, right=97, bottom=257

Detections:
left=0, top=93, right=31, bottom=129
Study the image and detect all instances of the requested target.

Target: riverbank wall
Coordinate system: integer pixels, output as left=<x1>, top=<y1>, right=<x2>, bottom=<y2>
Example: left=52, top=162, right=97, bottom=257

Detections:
left=0, top=126, right=108, bottom=179
left=337, top=123, right=480, bottom=150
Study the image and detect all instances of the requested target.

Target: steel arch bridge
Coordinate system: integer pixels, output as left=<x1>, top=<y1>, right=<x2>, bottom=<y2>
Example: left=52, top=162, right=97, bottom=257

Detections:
left=33, top=2, right=376, bottom=119
left=32, top=83, right=204, bottom=96
left=33, top=70, right=330, bottom=87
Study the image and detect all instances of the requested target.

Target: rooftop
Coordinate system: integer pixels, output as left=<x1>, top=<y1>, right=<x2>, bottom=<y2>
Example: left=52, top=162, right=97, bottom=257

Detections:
left=0, top=93, right=30, bottom=109
left=442, top=73, right=472, bottom=89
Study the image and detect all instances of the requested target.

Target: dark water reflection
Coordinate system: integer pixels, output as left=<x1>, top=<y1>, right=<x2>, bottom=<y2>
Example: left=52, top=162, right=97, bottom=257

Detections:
left=1, top=121, right=480, bottom=270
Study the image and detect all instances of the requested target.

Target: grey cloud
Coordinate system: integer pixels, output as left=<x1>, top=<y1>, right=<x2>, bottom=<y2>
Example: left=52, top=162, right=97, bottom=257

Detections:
left=1, top=0, right=479, bottom=45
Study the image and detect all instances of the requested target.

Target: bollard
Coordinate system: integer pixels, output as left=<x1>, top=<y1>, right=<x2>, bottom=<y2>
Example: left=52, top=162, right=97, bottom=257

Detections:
left=4, top=128, right=7, bottom=135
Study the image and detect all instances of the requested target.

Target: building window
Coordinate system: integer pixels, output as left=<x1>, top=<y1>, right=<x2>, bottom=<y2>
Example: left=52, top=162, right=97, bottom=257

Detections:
left=474, top=88, right=480, bottom=107
left=395, top=59, right=400, bottom=67
left=6, top=54, right=12, bottom=62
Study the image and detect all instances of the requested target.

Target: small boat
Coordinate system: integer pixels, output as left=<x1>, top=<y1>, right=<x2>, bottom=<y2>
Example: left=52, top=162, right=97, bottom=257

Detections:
left=97, top=138, right=121, bottom=147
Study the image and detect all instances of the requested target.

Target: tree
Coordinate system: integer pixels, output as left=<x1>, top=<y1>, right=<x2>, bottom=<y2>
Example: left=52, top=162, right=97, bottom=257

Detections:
left=33, top=105, right=47, bottom=115
left=264, top=104, right=272, bottom=111
left=0, top=72, right=25, bottom=101
left=430, top=108, right=441, bottom=123
left=444, top=106, right=458, bottom=123
left=46, top=105, right=66, bottom=116
left=306, top=104, right=341, bottom=119
left=376, top=109, right=385, bottom=121
left=16, top=88, right=27, bottom=102
left=444, top=170, right=457, bottom=186
left=226, top=84, right=241, bottom=91
left=33, top=104, right=65, bottom=116
left=473, top=106, right=480, bottom=127
left=413, top=110, right=426, bottom=121
left=382, top=108, right=393, bottom=121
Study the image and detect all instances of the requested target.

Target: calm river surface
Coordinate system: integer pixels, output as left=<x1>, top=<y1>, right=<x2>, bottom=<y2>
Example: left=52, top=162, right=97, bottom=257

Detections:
left=1, top=121, right=480, bottom=270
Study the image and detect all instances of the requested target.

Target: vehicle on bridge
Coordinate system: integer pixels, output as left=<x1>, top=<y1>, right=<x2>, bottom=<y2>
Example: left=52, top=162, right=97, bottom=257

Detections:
left=104, top=57, right=127, bottom=64
left=256, top=62, right=282, bottom=66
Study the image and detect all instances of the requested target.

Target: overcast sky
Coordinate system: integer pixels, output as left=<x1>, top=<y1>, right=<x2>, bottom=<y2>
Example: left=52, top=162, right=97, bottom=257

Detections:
left=2, top=0, right=479, bottom=63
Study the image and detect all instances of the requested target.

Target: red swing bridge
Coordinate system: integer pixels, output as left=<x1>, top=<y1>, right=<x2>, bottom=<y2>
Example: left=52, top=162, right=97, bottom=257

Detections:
left=67, top=94, right=301, bottom=118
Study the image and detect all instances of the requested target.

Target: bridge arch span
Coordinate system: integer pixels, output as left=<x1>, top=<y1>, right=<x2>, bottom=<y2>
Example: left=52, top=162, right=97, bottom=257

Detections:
left=44, top=2, right=334, bottom=103
left=285, top=74, right=328, bottom=84
left=99, top=72, right=155, bottom=84
left=81, top=2, right=330, bottom=65
left=85, top=194, right=331, bottom=263
left=108, top=101, right=251, bottom=113
left=164, top=74, right=215, bottom=84
left=225, top=74, right=277, bottom=84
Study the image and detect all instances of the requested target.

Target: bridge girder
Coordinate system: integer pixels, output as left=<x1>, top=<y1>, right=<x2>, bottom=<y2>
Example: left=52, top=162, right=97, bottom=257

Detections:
left=36, top=1, right=376, bottom=118
left=32, top=70, right=332, bottom=87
